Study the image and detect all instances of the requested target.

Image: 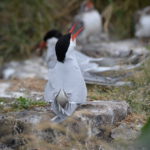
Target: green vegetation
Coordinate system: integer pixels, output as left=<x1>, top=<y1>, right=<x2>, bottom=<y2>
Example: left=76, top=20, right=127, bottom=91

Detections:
left=0, top=98, right=5, bottom=102
left=0, top=0, right=150, bottom=63
left=137, top=118, right=150, bottom=149
left=0, top=97, right=47, bottom=112
left=13, top=96, right=47, bottom=110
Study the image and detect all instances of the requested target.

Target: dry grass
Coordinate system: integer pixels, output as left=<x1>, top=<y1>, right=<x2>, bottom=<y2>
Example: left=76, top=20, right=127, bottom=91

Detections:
left=8, top=78, right=46, bottom=92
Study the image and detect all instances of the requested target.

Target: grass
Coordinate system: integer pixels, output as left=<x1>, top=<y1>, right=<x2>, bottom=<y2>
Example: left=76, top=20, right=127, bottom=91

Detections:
left=0, top=97, right=48, bottom=112
left=13, top=96, right=48, bottom=110
left=0, top=0, right=150, bottom=63
left=88, top=58, right=150, bottom=116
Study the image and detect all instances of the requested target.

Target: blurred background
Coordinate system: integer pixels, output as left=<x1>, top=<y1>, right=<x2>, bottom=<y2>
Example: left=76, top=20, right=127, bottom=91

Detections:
left=0, top=1, right=150, bottom=149
left=0, top=0, right=150, bottom=64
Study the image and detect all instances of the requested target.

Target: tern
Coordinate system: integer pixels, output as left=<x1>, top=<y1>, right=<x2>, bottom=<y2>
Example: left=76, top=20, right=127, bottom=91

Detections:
left=44, top=25, right=87, bottom=123
left=73, top=0, right=102, bottom=43
left=135, top=6, right=150, bottom=38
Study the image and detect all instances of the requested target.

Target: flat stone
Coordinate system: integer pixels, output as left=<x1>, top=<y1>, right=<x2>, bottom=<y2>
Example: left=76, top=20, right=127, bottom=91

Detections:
left=77, top=101, right=129, bottom=124
left=111, top=122, right=141, bottom=140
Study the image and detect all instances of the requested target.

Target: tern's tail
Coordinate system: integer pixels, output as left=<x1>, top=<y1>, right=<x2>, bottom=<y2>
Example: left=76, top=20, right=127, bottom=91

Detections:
left=51, top=103, right=78, bottom=123
left=51, top=90, right=78, bottom=123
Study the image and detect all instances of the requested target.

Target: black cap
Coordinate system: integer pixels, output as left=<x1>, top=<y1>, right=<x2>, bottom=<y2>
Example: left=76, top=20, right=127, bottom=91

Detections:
left=55, top=33, right=71, bottom=63
left=43, top=29, right=62, bottom=42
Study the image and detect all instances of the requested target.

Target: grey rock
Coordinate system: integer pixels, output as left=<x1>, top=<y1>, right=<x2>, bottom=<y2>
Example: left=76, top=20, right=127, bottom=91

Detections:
left=75, top=101, right=130, bottom=137
left=111, top=122, right=142, bottom=141
left=0, top=100, right=130, bottom=149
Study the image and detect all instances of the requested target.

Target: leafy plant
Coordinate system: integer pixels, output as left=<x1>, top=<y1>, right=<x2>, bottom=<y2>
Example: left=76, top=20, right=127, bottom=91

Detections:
left=14, top=96, right=47, bottom=109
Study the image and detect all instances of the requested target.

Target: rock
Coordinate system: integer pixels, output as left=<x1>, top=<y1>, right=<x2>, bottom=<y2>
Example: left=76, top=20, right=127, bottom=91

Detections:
left=110, top=114, right=146, bottom=150
left=111, top=122, right=141, bottom=140
left=111, top=114, right=144, bottom=141
left=0, top=100, right=130, bottom=149
left=77, top=101, right=129, bottom=125
left=75, top=101, right=130, bottom=137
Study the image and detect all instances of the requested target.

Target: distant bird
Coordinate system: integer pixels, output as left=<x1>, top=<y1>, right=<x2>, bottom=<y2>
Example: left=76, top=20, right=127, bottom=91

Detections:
left=44, top=25, right=87, bottom=123
left=73, top=0, right=102, bottom=43
left=135, top=6, right=150, bottom=38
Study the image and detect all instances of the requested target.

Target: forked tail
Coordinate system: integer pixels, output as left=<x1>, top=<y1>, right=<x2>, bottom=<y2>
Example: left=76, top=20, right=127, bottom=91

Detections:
left=51, top=89, right=78, bottom=123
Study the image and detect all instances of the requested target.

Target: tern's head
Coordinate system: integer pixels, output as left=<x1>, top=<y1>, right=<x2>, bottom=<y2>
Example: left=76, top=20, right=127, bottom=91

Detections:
left=55, top=25, right=83, bottom=63
left=39, top=29, right=62, bottom=50
left=80, top=0, right=94, bottom=12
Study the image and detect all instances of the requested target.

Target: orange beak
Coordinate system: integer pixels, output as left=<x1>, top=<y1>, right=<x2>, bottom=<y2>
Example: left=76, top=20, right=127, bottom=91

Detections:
left=71, top=27, right=84, bottom=41
left=69, top=24, right=76, bottom=34
left=86, top=0, right=94, bottom=9
left=69, top=24, right=84, bottom=41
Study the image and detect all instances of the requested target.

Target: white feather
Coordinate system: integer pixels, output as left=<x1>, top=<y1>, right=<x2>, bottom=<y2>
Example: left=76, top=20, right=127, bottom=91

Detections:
left=75, top=10, right=102, bottom=41
left=44, top=40, right=87, bottom=104
left=135, top=15, right=150, bottom=37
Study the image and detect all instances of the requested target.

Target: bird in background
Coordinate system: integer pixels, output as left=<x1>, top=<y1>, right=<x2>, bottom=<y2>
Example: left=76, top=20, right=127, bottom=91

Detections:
left=134, top=6, right=150, bottom=38
left=43, top=25, right=87, bottom=123
left=73, top=0, right=102, bottom=44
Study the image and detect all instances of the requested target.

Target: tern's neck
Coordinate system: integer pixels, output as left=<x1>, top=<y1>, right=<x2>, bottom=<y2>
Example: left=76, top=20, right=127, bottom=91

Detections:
left=65, top=40, right=76, bottom=59
left=47, top=38, right=58, bottom=47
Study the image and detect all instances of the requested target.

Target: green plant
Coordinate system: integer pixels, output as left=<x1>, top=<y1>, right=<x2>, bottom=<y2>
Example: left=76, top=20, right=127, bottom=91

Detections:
left=14, top=96, right=47, bottom=109
left=136, top=118, right=150, bottom=149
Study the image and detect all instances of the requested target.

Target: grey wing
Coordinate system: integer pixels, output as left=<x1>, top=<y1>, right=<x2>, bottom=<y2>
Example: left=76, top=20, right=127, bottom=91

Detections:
left=44, top=81, right=55, bottom=102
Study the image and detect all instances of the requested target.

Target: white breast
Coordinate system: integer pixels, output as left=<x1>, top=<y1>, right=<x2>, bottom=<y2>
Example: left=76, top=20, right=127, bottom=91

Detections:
left=135, top=15, right=150, bottom=37
left=82, top=10, right=102, bottom=37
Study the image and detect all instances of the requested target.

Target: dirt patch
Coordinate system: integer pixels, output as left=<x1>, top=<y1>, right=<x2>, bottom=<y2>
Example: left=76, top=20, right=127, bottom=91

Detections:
left=7, top=78, right=46, bottom=92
